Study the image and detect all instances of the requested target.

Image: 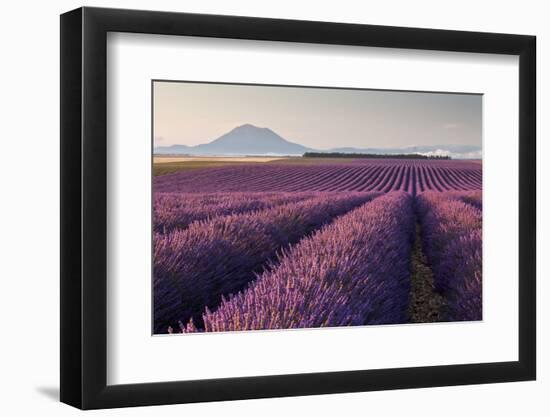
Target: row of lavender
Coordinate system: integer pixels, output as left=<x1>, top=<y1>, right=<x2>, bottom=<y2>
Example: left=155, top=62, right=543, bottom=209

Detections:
left=154, top=161, right=482, bottom=194
left=154, top=192, right=320, bottom=233
left=417, top=192, right=482, bottom=321
left=193, top=192, right=414, bottom=332
left=153, top=192, right=379, bottom=333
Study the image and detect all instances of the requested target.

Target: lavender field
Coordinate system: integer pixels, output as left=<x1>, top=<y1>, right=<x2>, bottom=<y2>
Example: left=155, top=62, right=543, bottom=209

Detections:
left=153, top=158, right=482, bottom=334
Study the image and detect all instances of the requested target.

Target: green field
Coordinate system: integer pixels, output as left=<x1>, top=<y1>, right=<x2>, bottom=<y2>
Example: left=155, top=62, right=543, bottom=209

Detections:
left=153, top=157, right=354, bottom=176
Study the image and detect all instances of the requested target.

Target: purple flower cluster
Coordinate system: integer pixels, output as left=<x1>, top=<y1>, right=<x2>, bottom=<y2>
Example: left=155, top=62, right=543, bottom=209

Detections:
left=153, top=192, right=379, bottom=333
left=153, top=192, right=317, bottom=233
left=416, top=192, right=482, bottom=321
left=439, top=229, right=482, bottom=321
left=195, top=192, right=414, bottom=332
left=457, top=191, right=482, bottom=210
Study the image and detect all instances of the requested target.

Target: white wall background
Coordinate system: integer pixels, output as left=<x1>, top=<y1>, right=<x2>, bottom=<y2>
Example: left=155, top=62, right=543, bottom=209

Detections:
left=0, top=0, right=546, bottom=415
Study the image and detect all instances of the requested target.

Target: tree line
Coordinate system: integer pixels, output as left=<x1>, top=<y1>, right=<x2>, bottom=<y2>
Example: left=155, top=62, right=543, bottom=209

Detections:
left=302, top=152, right=451, bottom=160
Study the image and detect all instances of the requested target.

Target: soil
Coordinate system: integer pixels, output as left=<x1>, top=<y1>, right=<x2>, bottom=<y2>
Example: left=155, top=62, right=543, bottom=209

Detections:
left=408, top=223, right=447, bottom=323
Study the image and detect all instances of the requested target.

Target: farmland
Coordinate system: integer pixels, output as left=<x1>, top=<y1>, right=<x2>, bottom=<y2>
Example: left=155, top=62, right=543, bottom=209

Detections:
left=154, top=158, right=482, bottom=194
left=153, top=157, right=482, bottom=334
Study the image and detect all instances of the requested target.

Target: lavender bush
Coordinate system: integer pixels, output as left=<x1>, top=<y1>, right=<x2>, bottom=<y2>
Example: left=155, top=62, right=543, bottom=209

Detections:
left=416, top=192, right=482, bottom=320
left=153, top=192, right=317, bottom=233
left=194, top=192, right=414, bottom=332
left=458, top=191, right=482, bottom=210
left=153, top=192, right=379, bottom=333
left=439, top=229, right=482, bottom=321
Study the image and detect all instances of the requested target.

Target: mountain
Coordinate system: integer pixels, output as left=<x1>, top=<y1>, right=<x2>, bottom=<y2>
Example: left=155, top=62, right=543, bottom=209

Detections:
left=154, top=124, right=312, bottom=156
left=154, top=124, right=481, bottom=159
left=154, top=144, right=191, bottom=154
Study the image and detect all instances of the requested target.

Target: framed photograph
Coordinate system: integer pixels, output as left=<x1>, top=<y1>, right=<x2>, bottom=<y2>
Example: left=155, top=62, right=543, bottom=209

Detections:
left=60, top=7, right=536, bottom=409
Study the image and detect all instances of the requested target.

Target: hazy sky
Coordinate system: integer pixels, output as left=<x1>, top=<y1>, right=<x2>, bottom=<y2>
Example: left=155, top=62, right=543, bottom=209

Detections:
left=153, top=81, right=481, bottom=149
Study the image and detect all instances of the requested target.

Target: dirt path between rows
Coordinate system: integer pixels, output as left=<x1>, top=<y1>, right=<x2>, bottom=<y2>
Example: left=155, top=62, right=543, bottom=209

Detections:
left=408, top=223, right=446, bottom=323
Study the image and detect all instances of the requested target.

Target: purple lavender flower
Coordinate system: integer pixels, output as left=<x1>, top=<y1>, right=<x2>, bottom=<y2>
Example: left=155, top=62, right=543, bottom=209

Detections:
left=153, top=192, right=379, bottom=333
left=197, top=192, right=414, bottom=332
left=416, top=192, right=482, bottom=321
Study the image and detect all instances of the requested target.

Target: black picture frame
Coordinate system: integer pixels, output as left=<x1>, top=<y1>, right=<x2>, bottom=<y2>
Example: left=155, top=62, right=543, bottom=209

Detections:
left=60, top=6, right=536, bottom=410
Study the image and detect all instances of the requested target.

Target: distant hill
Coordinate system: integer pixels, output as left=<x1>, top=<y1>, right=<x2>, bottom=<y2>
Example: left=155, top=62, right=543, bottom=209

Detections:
left=155, top=144, right=192, bottom=154
left=154, top=124, right=312, bottom=156
left=154, top=124, right=481, bottom=159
